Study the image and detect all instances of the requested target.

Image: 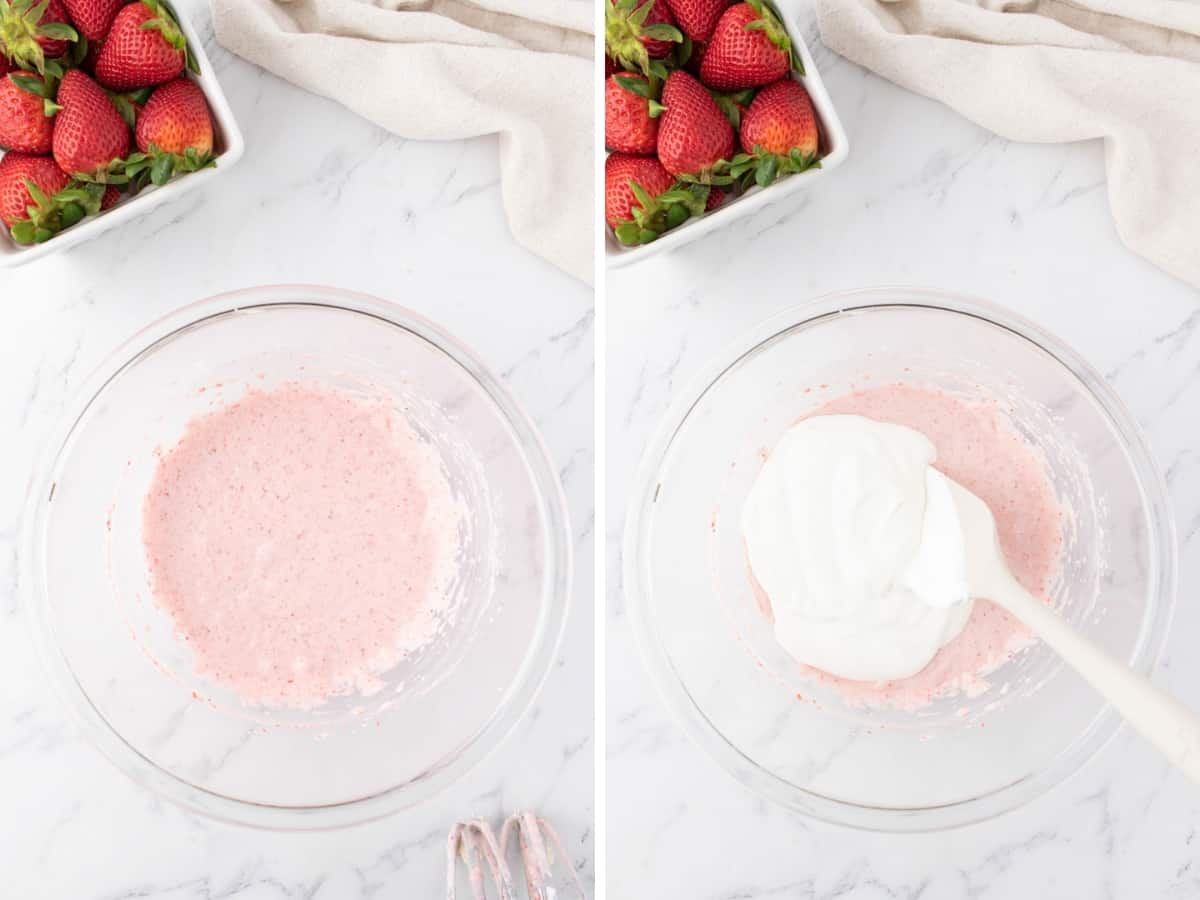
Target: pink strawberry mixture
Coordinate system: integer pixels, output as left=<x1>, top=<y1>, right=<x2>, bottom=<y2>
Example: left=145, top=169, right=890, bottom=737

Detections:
left=764, top=384, right=1066, bottom=710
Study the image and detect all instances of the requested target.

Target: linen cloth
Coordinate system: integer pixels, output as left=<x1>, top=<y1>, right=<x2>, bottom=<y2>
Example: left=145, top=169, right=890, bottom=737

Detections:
left=816, top=0, right=1200, bottom=289
left=212, top=0, right=594, bottom=283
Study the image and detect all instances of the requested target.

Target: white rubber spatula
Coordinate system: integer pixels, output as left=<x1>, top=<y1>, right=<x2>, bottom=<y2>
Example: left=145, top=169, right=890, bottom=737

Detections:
left=946, top=478, right=1200, bottom=784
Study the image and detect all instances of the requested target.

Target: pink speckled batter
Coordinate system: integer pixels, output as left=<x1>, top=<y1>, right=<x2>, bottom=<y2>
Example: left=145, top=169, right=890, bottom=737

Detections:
left=776, top=384, right=1064, bottom=709
left=143, top=384, right=462, bottom=708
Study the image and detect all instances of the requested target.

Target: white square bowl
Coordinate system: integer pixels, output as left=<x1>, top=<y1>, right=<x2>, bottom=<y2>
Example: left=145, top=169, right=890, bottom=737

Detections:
left=0, top=1, right=244, bottom=268
left=605, top=0, right=848, bottom=268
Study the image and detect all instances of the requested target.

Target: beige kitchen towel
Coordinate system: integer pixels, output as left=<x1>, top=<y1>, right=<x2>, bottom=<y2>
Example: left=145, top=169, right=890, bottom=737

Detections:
left=816, top=0, right=1200, bottom=289
left=211, top=0, right=594, bottom=284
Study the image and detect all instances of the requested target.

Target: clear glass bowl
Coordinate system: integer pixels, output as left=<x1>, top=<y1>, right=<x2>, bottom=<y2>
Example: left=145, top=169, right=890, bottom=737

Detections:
left=625, top=287, right=1176, bottom=831
left=24, top=285, right=572, bottom=829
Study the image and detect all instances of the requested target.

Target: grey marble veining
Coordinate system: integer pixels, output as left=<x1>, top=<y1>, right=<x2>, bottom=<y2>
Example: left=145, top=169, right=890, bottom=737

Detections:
left=0, top=1, right=593, bottom=895
left=607, top=2, right=1200, bottom=896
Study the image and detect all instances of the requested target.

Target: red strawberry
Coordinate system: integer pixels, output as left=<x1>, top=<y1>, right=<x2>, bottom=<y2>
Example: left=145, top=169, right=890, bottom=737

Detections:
left=95, top=0, right=188, bottom=91
left=605, top=72, right=661, bottom=156
left=100, top=183, right=120, bottom=208
left=604, top=55, right=614, bottom=78
left=705, top=185, right=725, bottom=210
left=656, top=70, right=734, bottom=178
left=0, top=70, right=54, bottom=153
left=0, top=151, right=69, bottom=226
left=740, top=79, right=817, bottom=156
left=736, top=79, right=820, bottom=185
left=62, top=0, right=124, bottom=42
left=684, top=38, right=707, bottom=75
left=606, top=152, right=709, bottom=244
left=136, top=78, right=211, bottom=155
left=0, top=54, right=8, bottom=77
left=52, top=68, right=130, bottom=175
left=665, top=0, right=728, bottom=43
left=605, top=153, right=673, bottom=228
left=700, top=0, right=793, bottom=91
left=606, top=0, right=681, bottom=76
left=0, top=0, right=77, bottom=72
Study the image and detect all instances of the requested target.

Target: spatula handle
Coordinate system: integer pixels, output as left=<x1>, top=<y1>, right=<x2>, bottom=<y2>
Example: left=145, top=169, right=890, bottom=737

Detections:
left=996, top=579, right=1200, bottom=784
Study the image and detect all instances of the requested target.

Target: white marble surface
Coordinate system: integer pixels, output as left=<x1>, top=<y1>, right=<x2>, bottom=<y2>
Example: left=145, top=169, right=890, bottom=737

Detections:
left=0, top=1, right=593, bottom=895
left=607, top=5, right=1200, bottom=896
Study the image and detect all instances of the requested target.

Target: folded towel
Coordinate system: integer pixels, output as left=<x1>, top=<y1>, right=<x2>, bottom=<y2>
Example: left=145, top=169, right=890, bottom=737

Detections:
left=211, top=0, right=594, bottom=284
left=816, top=0, right=1200, bottom=289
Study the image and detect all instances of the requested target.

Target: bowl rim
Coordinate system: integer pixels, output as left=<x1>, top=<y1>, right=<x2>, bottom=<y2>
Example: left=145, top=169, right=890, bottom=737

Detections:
left=623, top=285, right=1178, bottom=832
left=21, top=283, right=573, bottom=831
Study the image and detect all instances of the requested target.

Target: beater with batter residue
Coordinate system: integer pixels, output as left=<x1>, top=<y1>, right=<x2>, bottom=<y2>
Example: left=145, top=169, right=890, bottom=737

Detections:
left=447, top=813, right=586, bottom=899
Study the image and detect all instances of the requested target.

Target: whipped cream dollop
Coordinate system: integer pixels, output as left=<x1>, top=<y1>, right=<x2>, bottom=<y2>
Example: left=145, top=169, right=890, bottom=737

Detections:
left=742, top=414, right=974, bottom=682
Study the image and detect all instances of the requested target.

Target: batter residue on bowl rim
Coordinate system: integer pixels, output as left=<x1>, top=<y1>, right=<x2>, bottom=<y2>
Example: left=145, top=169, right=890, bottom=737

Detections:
left=142, top=382, right=463, bottom=709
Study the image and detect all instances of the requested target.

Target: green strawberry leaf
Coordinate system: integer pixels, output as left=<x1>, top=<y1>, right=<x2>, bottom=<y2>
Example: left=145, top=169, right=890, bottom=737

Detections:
left=10, top=220, right=36, bottom=244
left=614, top=74, right=652, bottom=98
left=641, top=22, right=682, bottom=42
left=23, top=178, right=50, bottom=209
left=10, top=73, right=47, bottom=98
left=38, top=21, right=76, bottom=40
left=677, top=34, right=693, bottom=66
left=58, top=201, right=83, bottom=227
left=150, top=154, right=174, bottom=186
left=712, top=93, right=742, bottom=129
left=664, top=203, right=688, bottom=228
left=646, top=59, right=669, bottom=79
left=756, top=154, right=778, bottom=187
left=25, top=0, right=50, bottom=26
left=69, top=34, right=88, bottom=65
left=614, top=222, right=641, bottom=245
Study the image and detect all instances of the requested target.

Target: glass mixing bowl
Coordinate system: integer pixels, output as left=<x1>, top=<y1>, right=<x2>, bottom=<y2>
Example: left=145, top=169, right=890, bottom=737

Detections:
left=24, top=285, right=571, bottom=829
left=625, top=287, right=1176, bottom=831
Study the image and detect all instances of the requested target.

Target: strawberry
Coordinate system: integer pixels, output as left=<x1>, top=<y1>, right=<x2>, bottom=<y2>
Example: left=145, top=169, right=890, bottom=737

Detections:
left=0, top=151, right=68, bottom=226
left=52, top=68, right=130, bottom=176
left=656, top=70, right=734, bottom=179
left=62, top=0, right=123, bottom=42
left=705, top=185, right=725, bottom=210
left=732, top=78, right=820, bottom=186
left=95, top=0, right=192, bottom=91
left=605, top=153, right=672, bottom=227
left=136, top=78, right=210, bottom=155
left=605, top=72, right=662, bottom=156
left=606, top=0, right=681, bottom=77
left=0, top=53, right=8, bottom=76
left=700, top=0, right=796, bottom=91
left=739, top=79, right=817, bottom=157
left=0, top=0, right=78, bottom=73
left=0, top=70, right=55, bottom=152
left=128, top=76, right=214, bottom=185
left=99, top=183, right=119, bottom=208
left=606, top=152, right=709, bottom=244
left=664, top=0, right=727, bottom=43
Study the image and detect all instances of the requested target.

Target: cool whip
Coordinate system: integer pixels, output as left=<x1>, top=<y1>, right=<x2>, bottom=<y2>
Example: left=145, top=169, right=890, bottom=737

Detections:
left=742, top=414, right=974, bottom=682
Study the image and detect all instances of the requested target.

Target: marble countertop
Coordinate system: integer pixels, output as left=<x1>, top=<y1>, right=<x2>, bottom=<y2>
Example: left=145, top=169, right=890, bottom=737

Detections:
left=0, top=1, right=593, bottom=895
left=607, top=4, right=1200, bottom=897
